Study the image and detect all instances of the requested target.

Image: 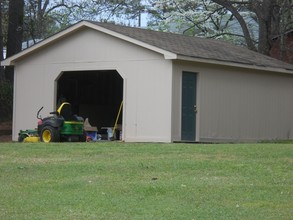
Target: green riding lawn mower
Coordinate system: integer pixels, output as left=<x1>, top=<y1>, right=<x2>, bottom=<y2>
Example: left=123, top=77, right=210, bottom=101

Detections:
left=18, top=102, right=85, bottom=143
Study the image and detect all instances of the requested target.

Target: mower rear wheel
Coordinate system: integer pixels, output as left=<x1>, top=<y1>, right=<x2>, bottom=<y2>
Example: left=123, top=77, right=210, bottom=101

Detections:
left=40, top=126, right=60, bottom=143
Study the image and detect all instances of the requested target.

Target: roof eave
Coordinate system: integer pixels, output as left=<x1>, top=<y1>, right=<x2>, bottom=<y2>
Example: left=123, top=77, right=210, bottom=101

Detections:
left=177, top=55, right=293, bottom=75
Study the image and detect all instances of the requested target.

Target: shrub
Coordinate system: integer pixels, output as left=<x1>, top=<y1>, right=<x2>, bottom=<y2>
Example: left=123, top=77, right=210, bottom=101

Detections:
left=0, top=80, right=13, bottom=120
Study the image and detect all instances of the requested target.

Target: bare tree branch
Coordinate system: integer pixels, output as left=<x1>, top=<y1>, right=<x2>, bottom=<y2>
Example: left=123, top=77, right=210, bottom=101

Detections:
left=212, top=0, right=257, bottom=51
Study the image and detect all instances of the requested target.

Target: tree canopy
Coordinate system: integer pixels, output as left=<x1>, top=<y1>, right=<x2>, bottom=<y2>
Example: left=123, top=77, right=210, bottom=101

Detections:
left=147, top=0, right=293, bottom=56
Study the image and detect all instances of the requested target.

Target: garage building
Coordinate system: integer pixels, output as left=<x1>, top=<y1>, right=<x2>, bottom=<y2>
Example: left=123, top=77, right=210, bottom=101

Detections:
left=2, top=21, right=293, bottom=142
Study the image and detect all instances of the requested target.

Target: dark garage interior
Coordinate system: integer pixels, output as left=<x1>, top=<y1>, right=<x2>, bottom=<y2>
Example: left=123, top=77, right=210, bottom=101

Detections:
left=57, top=70, right=123, bottom=131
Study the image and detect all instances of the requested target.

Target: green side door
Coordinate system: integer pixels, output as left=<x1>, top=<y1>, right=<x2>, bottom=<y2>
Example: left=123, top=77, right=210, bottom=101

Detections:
left=181, top=72, right=197, bottom=141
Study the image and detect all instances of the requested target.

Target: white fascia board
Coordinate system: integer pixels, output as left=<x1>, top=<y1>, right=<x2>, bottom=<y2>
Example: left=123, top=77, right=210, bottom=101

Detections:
left=177, top=55, right=293, bottom=75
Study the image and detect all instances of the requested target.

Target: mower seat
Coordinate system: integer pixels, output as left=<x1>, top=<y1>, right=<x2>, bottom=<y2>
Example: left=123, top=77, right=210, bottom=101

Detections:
left=57, top=102, right=76, bottom=121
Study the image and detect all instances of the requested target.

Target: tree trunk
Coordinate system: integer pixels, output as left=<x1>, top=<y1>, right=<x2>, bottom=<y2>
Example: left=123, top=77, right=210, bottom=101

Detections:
left=251, top=0, right=276, bottom=55
left=5, top=0, right=24, bottom=83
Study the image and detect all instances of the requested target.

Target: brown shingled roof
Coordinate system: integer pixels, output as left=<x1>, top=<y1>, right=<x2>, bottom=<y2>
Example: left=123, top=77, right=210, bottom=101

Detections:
left=3, top=20, right=293, bottom=73
left=89, top=21, right=293, bottom=71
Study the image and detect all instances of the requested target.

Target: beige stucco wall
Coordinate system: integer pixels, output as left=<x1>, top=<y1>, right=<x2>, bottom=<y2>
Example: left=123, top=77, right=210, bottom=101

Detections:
left=172, top=60, right=293, bottom=142
left=12, top=28, right=173, bottom=142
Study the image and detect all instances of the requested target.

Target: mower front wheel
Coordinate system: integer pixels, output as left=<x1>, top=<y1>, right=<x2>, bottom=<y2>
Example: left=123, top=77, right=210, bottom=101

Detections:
left=40, top=126, right=60, bottom=143
left=18, top=135, right=28, bottom=142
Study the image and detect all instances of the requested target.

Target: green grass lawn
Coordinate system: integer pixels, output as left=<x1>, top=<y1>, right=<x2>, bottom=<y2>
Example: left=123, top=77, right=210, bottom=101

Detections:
left=0, top=142, right=292, bottom=219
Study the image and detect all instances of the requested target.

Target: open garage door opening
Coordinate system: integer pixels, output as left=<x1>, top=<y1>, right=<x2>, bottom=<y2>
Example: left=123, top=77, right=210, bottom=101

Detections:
left=57, top=70, right=123, bottom=140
